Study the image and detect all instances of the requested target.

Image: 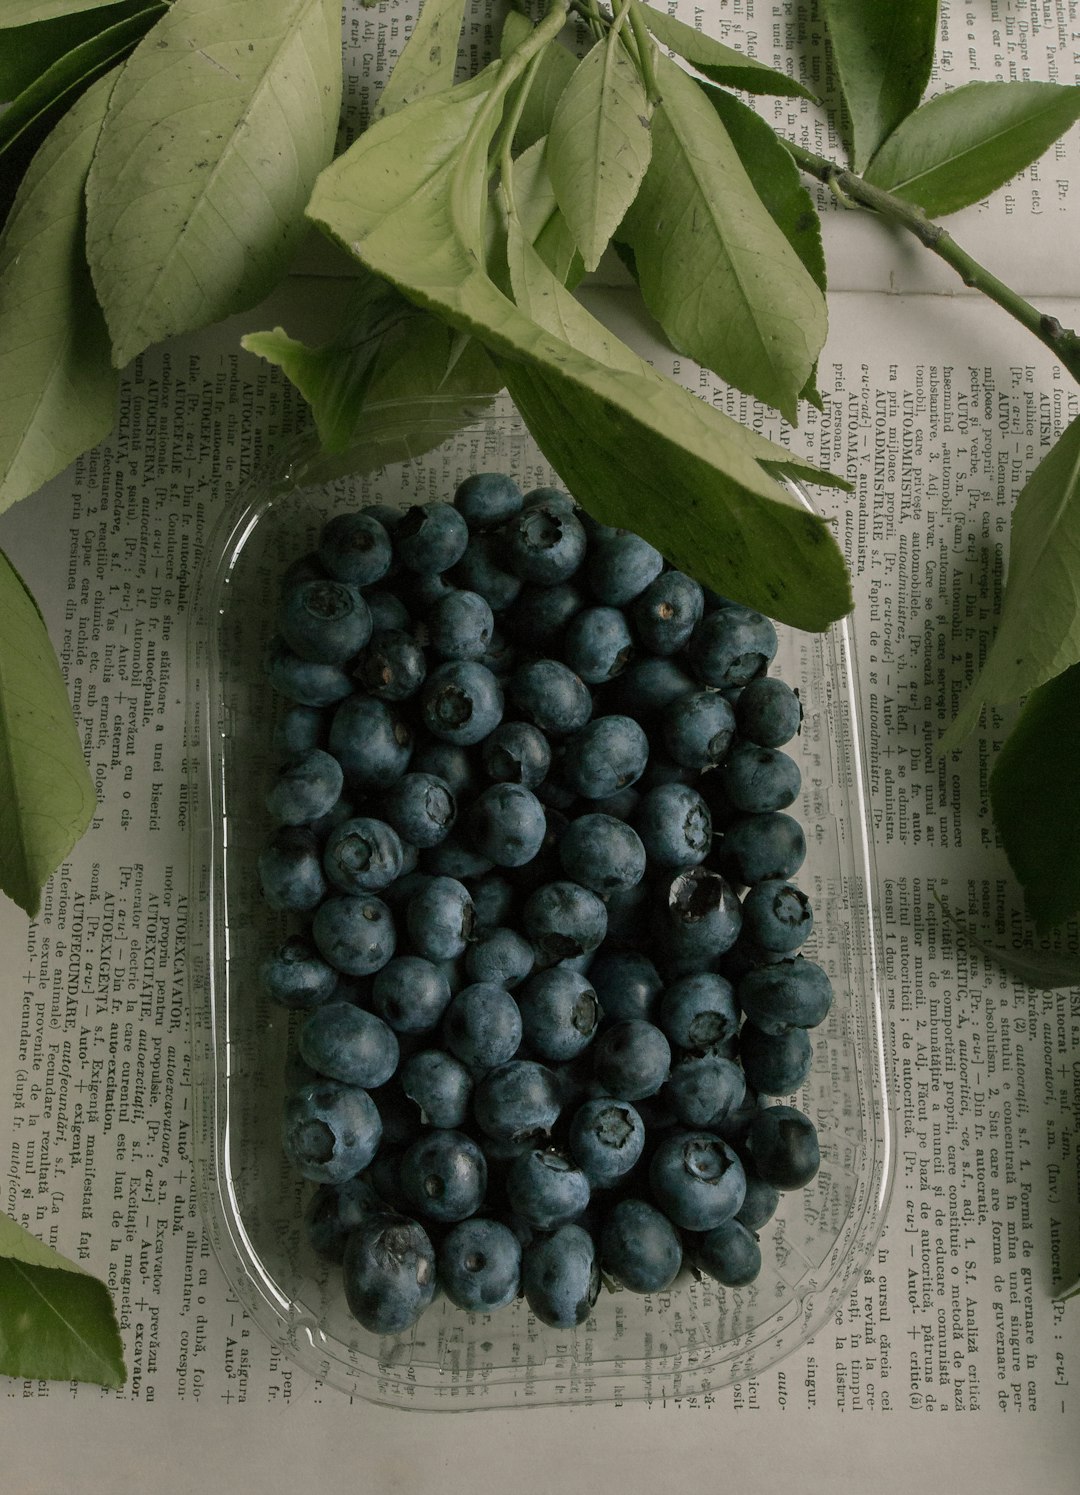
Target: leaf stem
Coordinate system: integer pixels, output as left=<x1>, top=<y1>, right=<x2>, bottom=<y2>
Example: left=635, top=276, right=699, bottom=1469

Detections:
left=783, top=138, right=1080, bottom=386
left=625, top=0, right=662, bottom=107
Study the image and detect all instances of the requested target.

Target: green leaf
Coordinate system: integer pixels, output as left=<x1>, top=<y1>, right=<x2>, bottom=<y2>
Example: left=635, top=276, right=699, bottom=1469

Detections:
left=306, top=40, right=852, bottom=631
left=990, top=663, right=1080, bottom=934
left=0, top=4, right=162, bottom=161
left=243, top=273, right=502, bottom=467
left=0, top=1, right=127, bottom=24
left=819, top=0, right=938, bottom=172
left=0, top=1213, right=125, bottom=1387
left=85, top=0, right=342, bottom=368
left=374, top=0, right=467, bottom=121
left=0, top=0, right=160, bottom=103
left=636, top=0, right=815, bottom=102
left=942, top=416, right=1080, bottom=749
left=619, top=55, right=827, bottom=424
left=507, top=136, right=584, bottom=287
left=0, top=72, right=118, bottom=511
left=863, top=80, right=1080, bottom=217
left=500, top=8, right=578, bottom=155
left=703, top=83, right=826, bottom=296
left=0, top=548, right=96, bottom=917
left=546, top=27, right=652, bottom=273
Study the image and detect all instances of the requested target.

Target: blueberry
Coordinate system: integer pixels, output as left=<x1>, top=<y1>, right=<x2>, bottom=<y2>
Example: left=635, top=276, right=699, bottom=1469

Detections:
left=607, top=656, right=697, bottom=716
left=636, top=753, right=699, bottom=793
left=258, top=826, right=326, bottom=910
left=264, top=747, right=345, bottom=829
left=664, top=1053, right=746, bottom=1128
left=735, top=675, right=803, bottom=747
left=382, top=771, right=457, bottom=849
left=732, top=678, right=801, bottom=747
left=353, top=628, right=427, bottom=700
left=272, top=704, right=326, bottom=756
left=522, top=881, right=608, bottom=965
left=506, top=1148, right=591, bottom=1229
left=395, top=500, right=470, bottom=573
left=371, top=955, right=452, bottom=1033
left=364, top=588, right=412, bottom=634
left=480, top=720, right=552, bottom=788
left=421, top=828, right=495, bottom=880
left=465, top=926, right=535, bottom=988
left=522, top=484, right=578, bottom=516
left=740, top=878, right=814, bottom=953
left=738, top=1021, right=813, bottom=1095
left=419, top=660, right=504, bottom=745
left=561, top=715, right=649, bottom=799
left=563, top=606, right=634, bottom=684
left=323, top=816, right=404, bottom=892
left=454, top=470, right=523, bottom=530
left=304, top=1174, right=384, bottom=1261
left=588, top=950, right=663, bottom=1024
left=586, top=526, right=663, bottom=605
left=442, top=982, right=523, bottom=1070
left=590, top=784, right=641, bottom=822
left=592, top=1020, right=670, bottom=1101
left=633, top=783, right=712, bottom=867
left=449, top=532, right=522, bottom=611
left=601, top=1198, right=682, bottom=1293
left=648, top=1130, right=746, bottom=1230
left=405, top=876, right=475, bottom=961
left=429, top=588, right=495, bottom=660
left=299, top=1001, right=400, bottom=1089
left=260, top=935, right=339, bottom=1010
left=508, top=658, right=592, bottom=736
left=278, top=578, right=372, bottom=664
left=264, top=634, right=353, bottom=707
left=342, top=1212, right=436, bottom=1334
left=714, top=812, right=806, bottom=885
left=465, top=783, right=548, bottom=867
left=631, top=570, right=704, bottom=655
left=735, top=1161, right=781, bottom=1229
left=661, top=691, right=736, bottom=771
left=504, top=501, right=587, bottom=583
left=567, top=1098, right=646, bottom=1186
left=719, top=742, right=802, bottom=814
left=517, top=967, right=601, bottom=1061
left=522, top=1223, right=599, bottom=1327
left=318, top=511, right=393, bottom=587
left=329, top=694, right=413, bottom=787
left=688, top=605, right=778, bottom=688
left=438, top=1218, right=522, bottom=1311
left=658, top=971, right=739, bottom=1052
left=745, top=1103, right=820, bottom=1189
left=400, top=1128, right=487, bottom=1222
left=558, top=813, right=647, bottom=895
left=410, top=740, right=477, bottom=799
left=737, top=955, right=833, bottom=1033
left=473, top=1059, right=562, bottom=1142
left=505, top=581, right=586, bottom=651
left=695, top=1218, right=762, bottom=1286
left=282, top=1078, right=383, bottom=1184
left=659, top=867, right=743, bottom=972
left=399, top=1048, right=473, bottom=1127
left=280, top=549, right=327, bottom=594
left=468, top=874, right=516, bottom=932
left=311, top=893, right=397, bottom=976
left=393, top=567, right=455, bottom=614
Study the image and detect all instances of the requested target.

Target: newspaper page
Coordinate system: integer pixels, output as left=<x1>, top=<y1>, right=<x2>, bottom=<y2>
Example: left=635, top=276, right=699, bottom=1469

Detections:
left=2, top=0, right=1080, bottom=1489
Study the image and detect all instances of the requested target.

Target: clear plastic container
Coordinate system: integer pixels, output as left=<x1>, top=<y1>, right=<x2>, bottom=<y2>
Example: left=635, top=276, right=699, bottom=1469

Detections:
left=188, top=393, right=893, bottom=1410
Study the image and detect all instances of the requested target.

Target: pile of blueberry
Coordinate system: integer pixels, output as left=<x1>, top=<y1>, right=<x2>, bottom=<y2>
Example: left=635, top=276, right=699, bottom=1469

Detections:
left=256, top=472, right=832, bottom=1336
